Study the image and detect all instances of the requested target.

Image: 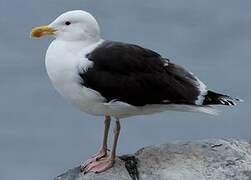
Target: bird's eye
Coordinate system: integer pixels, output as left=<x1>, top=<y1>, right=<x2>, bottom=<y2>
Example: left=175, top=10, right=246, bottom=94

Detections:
left=65, top=21, right=71, bottom=26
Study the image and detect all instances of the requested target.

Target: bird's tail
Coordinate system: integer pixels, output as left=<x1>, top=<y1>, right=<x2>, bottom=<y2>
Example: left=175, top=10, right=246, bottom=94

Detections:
left=203, top=90, right=243, bottom=106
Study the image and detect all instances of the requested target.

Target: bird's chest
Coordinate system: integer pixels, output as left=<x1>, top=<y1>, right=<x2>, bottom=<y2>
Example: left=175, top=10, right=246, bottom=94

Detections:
left=45, top=41, right=105, bottom=113
left=46, top=57, right=80, bottom=102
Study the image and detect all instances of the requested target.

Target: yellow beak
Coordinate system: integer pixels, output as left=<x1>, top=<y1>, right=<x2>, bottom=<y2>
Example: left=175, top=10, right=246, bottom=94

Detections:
left=30, top=25, right=56, bottom=38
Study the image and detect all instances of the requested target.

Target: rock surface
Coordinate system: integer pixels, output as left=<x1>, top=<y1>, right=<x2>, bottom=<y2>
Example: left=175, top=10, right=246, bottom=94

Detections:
left=54, top=139, right=251, bottom=180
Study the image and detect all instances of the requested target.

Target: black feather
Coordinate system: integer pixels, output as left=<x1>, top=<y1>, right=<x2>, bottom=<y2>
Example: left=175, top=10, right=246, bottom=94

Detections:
left=203, top=90, right=242, bottom=106
left=79, top=41, right=204, bottom=106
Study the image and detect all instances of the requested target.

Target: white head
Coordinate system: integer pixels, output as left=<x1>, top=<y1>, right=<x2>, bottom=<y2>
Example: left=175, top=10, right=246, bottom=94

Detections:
left=31, top=10, right=101, bottom=43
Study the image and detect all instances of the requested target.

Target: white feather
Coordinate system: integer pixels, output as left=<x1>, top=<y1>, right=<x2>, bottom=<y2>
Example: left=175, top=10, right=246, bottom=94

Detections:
left=194, top=76, right=207, bottom=105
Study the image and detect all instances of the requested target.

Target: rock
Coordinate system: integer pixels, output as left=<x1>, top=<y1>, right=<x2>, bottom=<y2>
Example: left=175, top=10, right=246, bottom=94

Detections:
left=54, top=139, right=251, bottom=180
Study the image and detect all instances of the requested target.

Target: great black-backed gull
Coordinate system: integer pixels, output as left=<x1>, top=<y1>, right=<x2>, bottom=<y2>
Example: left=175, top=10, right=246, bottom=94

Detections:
left=31, top=10, right=242, bottom=173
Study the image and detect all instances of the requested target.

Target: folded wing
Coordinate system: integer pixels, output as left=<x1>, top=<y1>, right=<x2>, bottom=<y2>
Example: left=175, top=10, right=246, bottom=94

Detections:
left=79, top=41, right=206, bottom=106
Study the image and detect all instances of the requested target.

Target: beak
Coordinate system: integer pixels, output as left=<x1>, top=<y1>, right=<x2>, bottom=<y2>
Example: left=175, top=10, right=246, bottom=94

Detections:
left=30, top=25, right=56, bottom=38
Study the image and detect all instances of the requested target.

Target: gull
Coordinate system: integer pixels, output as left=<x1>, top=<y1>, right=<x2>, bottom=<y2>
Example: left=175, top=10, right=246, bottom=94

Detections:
left=31, top=10, right=242, bottom=173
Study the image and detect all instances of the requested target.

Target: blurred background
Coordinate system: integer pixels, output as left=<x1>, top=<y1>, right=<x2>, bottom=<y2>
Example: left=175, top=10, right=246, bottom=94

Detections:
left=0, top=0, right=250, bottom=179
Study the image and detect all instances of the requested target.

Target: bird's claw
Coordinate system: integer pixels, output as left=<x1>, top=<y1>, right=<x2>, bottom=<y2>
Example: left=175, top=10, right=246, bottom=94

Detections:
left=80, top=149, right=108, bottom=171
left=82, top=157, right=114, bottom=174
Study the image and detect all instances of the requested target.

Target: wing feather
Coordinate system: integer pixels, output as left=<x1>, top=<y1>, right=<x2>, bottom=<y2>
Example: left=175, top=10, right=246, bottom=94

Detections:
left=79, top=41, right=205, bottom=106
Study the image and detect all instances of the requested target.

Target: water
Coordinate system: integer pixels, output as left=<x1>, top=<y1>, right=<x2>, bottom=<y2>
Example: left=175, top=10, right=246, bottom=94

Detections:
left=0, top=0, right=250, bottom=179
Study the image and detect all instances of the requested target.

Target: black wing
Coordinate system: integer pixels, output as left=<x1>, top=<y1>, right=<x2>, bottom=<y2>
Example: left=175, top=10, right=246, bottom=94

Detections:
left=79, top=41, right=204, bottom=106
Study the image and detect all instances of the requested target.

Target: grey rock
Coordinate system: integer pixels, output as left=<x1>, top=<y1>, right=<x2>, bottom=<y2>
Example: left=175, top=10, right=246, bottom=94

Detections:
left=54, top=139, right=251, bottom=180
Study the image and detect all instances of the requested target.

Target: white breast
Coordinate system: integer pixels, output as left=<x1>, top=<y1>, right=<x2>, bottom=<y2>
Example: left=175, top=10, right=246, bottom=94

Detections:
left=45, top=39, right=108, bottom=115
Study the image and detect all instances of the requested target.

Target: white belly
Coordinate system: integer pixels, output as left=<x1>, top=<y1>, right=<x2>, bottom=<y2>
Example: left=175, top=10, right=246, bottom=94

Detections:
left=45, top=39, right=109, bottom=116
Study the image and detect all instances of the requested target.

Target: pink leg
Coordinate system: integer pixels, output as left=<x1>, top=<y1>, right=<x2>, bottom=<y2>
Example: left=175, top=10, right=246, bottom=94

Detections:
left=83, top=119, right=121, bottom=174
left=80, top=116, right=111, bottom=172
